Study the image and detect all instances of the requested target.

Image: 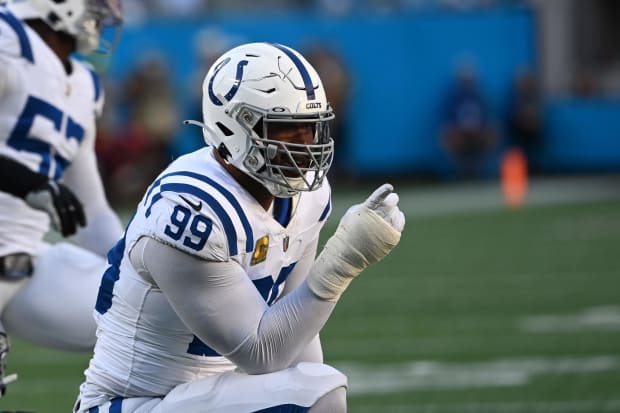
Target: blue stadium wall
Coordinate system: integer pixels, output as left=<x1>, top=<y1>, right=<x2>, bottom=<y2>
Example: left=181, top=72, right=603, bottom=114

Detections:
left=106, top=7, right=620, bottom=177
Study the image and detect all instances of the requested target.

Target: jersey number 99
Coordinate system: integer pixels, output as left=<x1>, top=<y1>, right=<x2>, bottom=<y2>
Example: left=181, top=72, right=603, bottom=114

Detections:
left=165, top=205, right=213, bottom=251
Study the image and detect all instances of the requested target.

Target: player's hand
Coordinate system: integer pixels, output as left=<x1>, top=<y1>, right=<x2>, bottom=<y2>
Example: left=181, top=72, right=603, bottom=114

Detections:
left=342, top=182, right=405, bottom=238
left=307, top=184, right=405, bottom=301
left=24, top=181, right=86, bottom=237
left=366, top=184, right=406, bottom=232
left=335, top=183, right=404, bottom=266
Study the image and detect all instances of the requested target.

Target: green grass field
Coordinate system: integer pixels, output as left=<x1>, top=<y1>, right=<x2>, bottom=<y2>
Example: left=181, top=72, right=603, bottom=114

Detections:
left=2, top=188, right=620, bottom=412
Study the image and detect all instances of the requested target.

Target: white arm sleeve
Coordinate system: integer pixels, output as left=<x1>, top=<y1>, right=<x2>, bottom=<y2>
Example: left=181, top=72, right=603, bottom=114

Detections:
left=277, top=236, right=324, bottom=364
left=280, top=236, right=319, bottom=296
left=63, top=139, right=123, bottom=256
left=289, top=334, right=323, bottom=365
left=131, top=236, right=336, bottom=374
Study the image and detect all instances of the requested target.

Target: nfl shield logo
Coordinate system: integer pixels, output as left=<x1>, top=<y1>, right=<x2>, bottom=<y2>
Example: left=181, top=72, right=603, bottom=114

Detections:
left=283, top=236, right=289, bottom=252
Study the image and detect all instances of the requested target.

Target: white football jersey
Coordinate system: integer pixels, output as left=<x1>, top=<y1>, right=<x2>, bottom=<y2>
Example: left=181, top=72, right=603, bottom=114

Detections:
left=81, top=148, right=332, bottom=403
left=0, top=8, right=104, bottom=256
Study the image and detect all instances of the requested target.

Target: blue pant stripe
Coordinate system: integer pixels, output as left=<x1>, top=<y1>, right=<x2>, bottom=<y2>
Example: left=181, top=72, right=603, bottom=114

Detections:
left=254, top=404, right=310, bottom=413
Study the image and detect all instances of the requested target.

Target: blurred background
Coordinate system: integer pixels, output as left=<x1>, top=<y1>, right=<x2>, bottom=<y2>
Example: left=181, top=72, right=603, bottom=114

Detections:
left=4, top=0, right=620, bottom=412
left=90, top=0, right=620, bottom=206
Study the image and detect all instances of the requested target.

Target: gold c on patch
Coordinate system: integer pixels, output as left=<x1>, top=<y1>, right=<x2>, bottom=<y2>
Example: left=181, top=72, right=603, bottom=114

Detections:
left=251, top=235, right=269, bottom=265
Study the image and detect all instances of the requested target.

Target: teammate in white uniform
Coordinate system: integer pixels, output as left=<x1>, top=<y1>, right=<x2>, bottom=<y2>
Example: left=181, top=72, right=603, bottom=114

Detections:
left=0, top=0, right=123, bottom=397
left=76, top=42, right=405, bottom=413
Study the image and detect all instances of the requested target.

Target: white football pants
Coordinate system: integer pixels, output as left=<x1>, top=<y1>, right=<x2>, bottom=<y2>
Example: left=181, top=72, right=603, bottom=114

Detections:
left=76, top=362, right=347, bottom=413
left=1, top=242, right=107, bottom=350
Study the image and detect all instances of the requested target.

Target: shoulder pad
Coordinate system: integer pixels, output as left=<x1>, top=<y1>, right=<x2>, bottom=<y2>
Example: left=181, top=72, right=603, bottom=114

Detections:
left=140, top=168, right=256, bottom=259
left=142, top=192, right=229, bottom=261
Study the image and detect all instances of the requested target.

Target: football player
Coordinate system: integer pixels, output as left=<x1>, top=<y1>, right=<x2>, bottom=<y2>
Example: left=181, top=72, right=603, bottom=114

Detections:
left=76, top=42, right=405, bottom=412
left=0, top=0, right=123, bottom=397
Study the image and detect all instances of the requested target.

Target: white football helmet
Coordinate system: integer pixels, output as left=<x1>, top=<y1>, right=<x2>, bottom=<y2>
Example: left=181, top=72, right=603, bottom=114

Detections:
left=6, top=0, right=122, bottom=54
left=190, top=42, right=335, bottom=198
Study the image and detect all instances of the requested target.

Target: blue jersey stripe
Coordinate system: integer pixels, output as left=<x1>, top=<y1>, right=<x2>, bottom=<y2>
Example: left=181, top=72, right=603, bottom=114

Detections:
left=143, top=179, right=161, bottom=207
left=95, top=237, right=125, bottom=315
left=319, top=195, right=331, bottom=222
left=187, top=335, right=220, bottom=357
left=109, top=397, right=123, bottom=413
left=255, top=404, right=310, bottom=413
left=0, top=11, right=34, bottom=63
left=145, top=193, right=163, bottom=217
left=154, top=182, right=239, bottom=256
left=270, top=43, right=315, bottom=100
left=144, top=170, right=253, bottom=253
left=273, top=197, right=292, bottom=226
left=88, top=407, right=99, bottom=413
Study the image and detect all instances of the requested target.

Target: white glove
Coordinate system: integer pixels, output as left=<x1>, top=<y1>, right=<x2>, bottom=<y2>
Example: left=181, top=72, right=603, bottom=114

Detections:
left=307, top=184, right=405, bottom=302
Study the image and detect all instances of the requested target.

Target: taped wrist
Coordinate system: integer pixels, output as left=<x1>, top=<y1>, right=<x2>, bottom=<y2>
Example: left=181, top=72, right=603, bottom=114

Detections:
left=307, top=206, right=401, bottom=302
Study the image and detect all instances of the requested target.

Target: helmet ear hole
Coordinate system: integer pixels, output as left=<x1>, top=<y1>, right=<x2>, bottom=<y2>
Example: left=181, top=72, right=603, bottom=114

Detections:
left=217, top=143, right=231, bottom=160
left=47, top=11, right=61, bottom=25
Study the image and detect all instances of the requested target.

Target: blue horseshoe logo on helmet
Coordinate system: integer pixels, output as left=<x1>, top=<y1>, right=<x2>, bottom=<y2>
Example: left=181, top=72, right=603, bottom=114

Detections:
left=208, top=57, right=249, bottom=106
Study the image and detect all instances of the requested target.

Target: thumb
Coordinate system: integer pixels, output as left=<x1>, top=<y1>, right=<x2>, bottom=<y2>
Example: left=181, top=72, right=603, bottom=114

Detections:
left=364, top=183, right=394, bottom=211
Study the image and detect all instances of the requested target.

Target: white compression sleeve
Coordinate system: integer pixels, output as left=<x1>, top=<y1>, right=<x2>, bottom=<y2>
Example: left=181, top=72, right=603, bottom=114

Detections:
left=273, top=237, right=324, bottom=365
left=131, top=236, right=336, bottom=374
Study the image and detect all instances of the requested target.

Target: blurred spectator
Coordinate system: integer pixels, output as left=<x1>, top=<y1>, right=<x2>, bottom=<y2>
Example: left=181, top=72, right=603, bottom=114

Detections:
left=152, top=0, right=209, bottom=17
left=441, top=63, right=497, bottom=178
left=439, top=0, right=496, bottom=10
left=97, top=52, right=179, bottom=206
left=119, top=0, right=149, bottom=24
left=207, top=0, right=309, bottom=12
left=315, top=0, right=353, bottom=15
left=506, top=68, right=542, bottom=171
left=124, top=53, right=179, bottom=144
left=303, top=44, right=353, bottom=182
left=573, top=69, right=601, bottom=97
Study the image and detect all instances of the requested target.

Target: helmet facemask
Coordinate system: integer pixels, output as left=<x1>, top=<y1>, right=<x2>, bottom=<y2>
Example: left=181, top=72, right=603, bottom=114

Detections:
left=235, top=104, right=334, bottom=198
left=73, top=0, right=122, bottom=54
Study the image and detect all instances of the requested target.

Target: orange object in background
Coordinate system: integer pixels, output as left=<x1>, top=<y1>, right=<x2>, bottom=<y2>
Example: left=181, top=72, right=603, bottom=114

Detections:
left=501, top=148, right=528, bottom=209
